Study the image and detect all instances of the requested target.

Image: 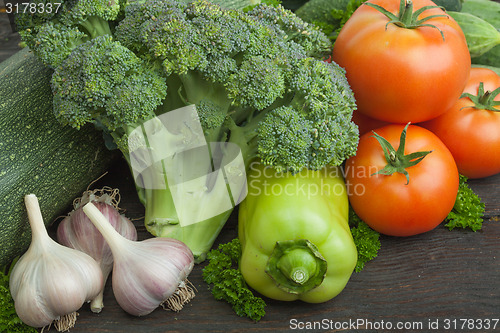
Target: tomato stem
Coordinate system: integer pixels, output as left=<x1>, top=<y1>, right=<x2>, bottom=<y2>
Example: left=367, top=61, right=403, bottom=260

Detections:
left=365, top=0, right=447, bottom=40
left=371, top=123, right=433, bottom=185
left=461, top=82, right=500, bottom=112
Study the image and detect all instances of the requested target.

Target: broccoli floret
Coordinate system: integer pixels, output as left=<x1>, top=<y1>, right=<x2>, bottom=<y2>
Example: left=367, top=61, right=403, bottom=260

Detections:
left=30, top=0, right=359, bottom=262
left=15, top=0, right=120, bottom=68
left=52, top=35, right=167, bottom=137
left=248, top=3, right=332, bottom=58
left=257, top=106, right=313, bottom=173
left=30, top=22, right=87, bottom=68
left=226, top=56, right=286, bottom=110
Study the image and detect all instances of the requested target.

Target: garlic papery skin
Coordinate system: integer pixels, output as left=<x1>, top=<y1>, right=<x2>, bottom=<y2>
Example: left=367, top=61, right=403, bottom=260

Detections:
left=9, top=194, right=104, bottom=331
left=82, top=202, right=195, bottom=317
left=57, top=188, right=137, bottom=313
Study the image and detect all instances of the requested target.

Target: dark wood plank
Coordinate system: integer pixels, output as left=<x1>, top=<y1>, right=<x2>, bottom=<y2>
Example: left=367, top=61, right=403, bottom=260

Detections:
left=0, top=14, right=22, bottom=63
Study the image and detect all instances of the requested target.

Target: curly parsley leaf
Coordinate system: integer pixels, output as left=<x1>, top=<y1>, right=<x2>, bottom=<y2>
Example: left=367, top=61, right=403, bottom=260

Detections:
left=349, top=207, right=381, bottom=273
left=0, top=261, right=37, bottom=333
left=445, top=175, right=485, bottom=232
left=202, top=239, right=266, bottom=322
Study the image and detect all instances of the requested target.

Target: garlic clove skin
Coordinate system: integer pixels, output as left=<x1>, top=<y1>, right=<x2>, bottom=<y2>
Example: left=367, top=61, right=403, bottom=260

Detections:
left=9, top=194, right=104, bottom=329
left=82, top=202, right=195, bottom=317
left=57, top=198, right=137, bottom=313
left=111, top=238, right=195, bottom=316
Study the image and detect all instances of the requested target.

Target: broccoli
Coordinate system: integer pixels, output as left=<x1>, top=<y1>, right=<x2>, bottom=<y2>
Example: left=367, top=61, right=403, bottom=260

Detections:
left=15, top=0, right=120, bottom=68
left=19, top=0, right=359, bottom=263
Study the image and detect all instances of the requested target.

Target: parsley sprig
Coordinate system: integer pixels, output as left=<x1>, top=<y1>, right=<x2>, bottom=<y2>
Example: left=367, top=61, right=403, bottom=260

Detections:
left=202, top=239, right=266, bottom=322
left=445, top=175, right=486, bottom=231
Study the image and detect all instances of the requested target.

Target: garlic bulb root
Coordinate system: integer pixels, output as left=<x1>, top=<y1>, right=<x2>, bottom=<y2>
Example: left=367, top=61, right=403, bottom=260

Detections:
left=72, top=186, right=123, bottom=211
left=161, top=279, right=197, bottom=312
left=51, top=312, right=78, bottom=332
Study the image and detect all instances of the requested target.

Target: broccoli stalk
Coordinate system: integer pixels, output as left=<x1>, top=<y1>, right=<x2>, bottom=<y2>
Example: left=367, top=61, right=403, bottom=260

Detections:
left=24, top=0, right=359, bottom=263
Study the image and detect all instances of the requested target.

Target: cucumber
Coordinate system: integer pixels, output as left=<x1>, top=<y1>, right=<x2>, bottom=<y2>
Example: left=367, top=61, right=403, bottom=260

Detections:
left=448, top=11, right=500, bottom=58
left=461, top=0, right=500, bottom=27
left=0, top=49, right=117, bottom=266
left=459, top=0, right=500, bottom=65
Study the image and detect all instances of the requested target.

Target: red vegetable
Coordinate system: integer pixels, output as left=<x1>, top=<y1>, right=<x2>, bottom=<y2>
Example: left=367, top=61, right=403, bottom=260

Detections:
left=421, top=67, right=500, bottom=179
left=345, top=124, right=459, bottom=236
left=332, top=0, right=471, bottom=123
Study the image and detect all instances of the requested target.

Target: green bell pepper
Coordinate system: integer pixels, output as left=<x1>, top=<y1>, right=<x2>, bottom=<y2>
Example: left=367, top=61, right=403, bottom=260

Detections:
left=238, top=162, right=358, bottom=303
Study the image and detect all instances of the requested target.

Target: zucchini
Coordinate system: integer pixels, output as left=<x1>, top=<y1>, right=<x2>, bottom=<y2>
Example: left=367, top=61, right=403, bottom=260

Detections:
left=0, top=49, right=117, bottom=266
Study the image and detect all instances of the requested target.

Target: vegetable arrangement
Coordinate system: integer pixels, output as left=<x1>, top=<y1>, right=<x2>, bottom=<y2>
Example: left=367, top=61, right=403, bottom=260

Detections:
left=14, top=0, right=358, bottom=263
left=0, top=0, right=498, bottom=329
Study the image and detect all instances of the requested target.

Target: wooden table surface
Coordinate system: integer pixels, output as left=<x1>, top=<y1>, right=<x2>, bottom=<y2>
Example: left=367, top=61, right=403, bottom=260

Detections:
left=1, top=12, right=500, bottom=333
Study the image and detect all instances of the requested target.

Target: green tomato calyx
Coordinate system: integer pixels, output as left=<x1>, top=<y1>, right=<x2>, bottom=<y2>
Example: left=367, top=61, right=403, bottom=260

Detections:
left=365, top=0, right=447, bottom=40
left=265, top=239, right=327, bottom=294
left=371, top=123, right=432, bottom=185
left=461, top=82, right=500, bottom=112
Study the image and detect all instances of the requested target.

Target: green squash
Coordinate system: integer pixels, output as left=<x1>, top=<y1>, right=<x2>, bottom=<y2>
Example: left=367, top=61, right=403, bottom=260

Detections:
left=0, top=49, right=117, bottom=266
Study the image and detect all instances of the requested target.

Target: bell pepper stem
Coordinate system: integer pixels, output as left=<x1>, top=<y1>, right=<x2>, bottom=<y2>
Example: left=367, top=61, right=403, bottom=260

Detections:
left=266, top=239, right=327, bottom=294
left=276, top=248, right=318, bottom=285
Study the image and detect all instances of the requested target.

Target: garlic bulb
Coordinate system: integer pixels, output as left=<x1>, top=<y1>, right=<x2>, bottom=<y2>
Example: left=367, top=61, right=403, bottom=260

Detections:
left=9, top=194, right=103, bottom=331
left=82, top=202, right=195, bottom=316
left=57, top=188, right=137, bottom=313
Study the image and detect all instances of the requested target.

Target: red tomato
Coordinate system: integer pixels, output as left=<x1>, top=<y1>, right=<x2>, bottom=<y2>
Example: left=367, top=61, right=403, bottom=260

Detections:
left=421, top=67, right=500, bottom=179
left=332, top=0, right=471, bottom=123
left=344, top=124, right=459, bottom=236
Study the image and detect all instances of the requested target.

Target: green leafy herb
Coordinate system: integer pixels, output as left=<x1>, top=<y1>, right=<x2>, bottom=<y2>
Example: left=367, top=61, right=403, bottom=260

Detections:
left=445, top=175, right=485, bottom=231
left=0, top=261, right=37, bottom=333
left=330, top=0, right=367, bottom=40
left=309, top=0, right=367, bottom=42
left=349, top=207, right=381, bottom=273
left=202, top=239, right=266, bottom=322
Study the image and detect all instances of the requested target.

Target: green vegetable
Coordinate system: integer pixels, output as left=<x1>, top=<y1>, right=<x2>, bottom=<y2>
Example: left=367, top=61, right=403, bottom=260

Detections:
left=433, top=0, right=463, bottom=12
left=448, top=11, right=500, bottom=58
left=459, top=0, right=500, bottom=66
left=444, top=175, right=485, bottom=232
left=202, top=239, right=266, bottom=322
left=473, top=45, right=500, bottom=68
left=349, top=208, right=381, bottom=273
left=460, top=0, right=500, bottom=27
left=238, top=162, right=357, bottom=302
left=0, top=260, right=37, bottom=333
left=0, top=48, right=116, bottom=267
left=19, top=0, right=359, bottom=262
left=295, top=0, right=365, bottom=41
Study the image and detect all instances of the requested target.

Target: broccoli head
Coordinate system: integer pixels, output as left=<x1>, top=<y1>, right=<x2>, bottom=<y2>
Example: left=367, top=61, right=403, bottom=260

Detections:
left=28, top=0, right=359, bottom=261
